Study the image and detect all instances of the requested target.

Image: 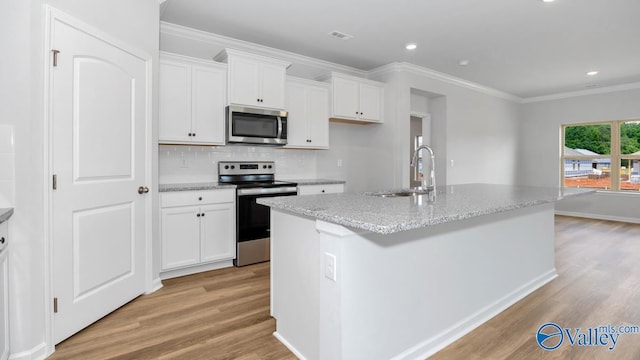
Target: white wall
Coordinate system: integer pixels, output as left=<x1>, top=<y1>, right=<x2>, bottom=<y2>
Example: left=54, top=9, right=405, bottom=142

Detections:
left=1, top=0, right=159, bottom=357
left=159, top=145, right=317, bottom=183
left=519, top=88, right=640, bottom=222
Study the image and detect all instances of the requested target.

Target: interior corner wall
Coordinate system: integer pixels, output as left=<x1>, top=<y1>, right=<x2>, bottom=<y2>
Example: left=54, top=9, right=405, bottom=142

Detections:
left=4, top=0, right=159, bottom=358
left=518, top=88, right=640, bottom=222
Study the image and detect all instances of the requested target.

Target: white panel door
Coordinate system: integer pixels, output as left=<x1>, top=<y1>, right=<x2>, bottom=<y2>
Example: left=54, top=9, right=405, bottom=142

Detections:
left=51, top=17, right=148, bottom=344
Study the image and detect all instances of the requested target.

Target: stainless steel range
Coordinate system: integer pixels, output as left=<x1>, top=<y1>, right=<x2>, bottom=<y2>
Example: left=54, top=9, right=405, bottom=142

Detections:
left=218, top=161, right=298, bottom=266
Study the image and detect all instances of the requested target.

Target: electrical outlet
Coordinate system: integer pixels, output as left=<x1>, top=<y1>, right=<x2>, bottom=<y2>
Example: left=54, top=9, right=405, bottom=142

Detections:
left=450, top=159, right=454, bottom=167
left=324, top=252, right=337, bottom=282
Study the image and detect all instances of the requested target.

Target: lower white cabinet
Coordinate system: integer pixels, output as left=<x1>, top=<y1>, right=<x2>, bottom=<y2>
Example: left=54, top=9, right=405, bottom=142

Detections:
left=297, top=183, right=344, bottom=195
left=0, top=220, right=8, bottom=360
left=160, top=189, right=235, bottom=275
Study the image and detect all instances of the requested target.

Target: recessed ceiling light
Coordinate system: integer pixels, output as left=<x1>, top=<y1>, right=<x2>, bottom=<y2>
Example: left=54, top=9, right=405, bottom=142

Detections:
left=328, top=31, right=354, bottom=41
left=542, top=0, right=555, bottom=3
left=459, top=59, right=470, bottom=66
left=586, top=71, right=599, bottom=76
left=405, top=43, right=417, bottom=50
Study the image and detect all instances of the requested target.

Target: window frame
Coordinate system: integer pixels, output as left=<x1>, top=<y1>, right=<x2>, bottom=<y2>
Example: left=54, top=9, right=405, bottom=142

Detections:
left=561, top=119, right=640, bottom=192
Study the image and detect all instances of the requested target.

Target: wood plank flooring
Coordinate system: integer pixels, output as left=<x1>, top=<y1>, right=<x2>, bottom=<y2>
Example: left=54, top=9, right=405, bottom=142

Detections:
left=48, top=216, right=640, bottom=359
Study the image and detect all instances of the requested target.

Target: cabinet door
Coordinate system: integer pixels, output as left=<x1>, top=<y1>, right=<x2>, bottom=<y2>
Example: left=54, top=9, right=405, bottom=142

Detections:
left=228, top=56, right=261, bottom=107
left=192, top=65, right=226, bottom=144
left=161, top=207, right=201, bottom=270
left=307, top=86, right=329, bottom=148
left=159, top=61, right=192, bottom=142
left=200, top=203, right=236, bottom=263
left=358, top=83, right=383, bottom=122
left=284, top=81, right=308, bottom=147
left=332, top=76, right=359, bottom=119
left=260, top=63, right=286, bottom=109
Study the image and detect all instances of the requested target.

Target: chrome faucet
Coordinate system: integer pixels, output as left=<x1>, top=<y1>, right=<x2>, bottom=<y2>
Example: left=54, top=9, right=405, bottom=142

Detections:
left=411, top=145, right=436, bottom=201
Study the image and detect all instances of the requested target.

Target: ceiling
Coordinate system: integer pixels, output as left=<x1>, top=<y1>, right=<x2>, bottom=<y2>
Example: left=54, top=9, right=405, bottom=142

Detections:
left=160, top=0, right=640, bottom=99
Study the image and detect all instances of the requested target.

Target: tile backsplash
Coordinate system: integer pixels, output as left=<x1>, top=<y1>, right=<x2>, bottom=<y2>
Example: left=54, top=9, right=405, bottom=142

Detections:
left=159, top=145, right=318, bottom=183
left=0, top=125, right=15, bottom=207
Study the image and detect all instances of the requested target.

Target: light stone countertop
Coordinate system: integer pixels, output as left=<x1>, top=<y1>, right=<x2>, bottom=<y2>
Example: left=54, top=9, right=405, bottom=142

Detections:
left=288, top=179, right=346, bottom=186
left=257, top=183, right=595, bottom=234
left=159, top=182, right=236, bottom=192
left=0, top=208, right=14, bottom=224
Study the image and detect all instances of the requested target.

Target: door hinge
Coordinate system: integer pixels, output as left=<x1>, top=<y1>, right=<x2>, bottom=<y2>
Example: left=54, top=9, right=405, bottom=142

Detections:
left=53, top=297, right=58, bottom=313
left=52, top=174, right=57, bottom=190
left=52, top=49, right=60, bottom=67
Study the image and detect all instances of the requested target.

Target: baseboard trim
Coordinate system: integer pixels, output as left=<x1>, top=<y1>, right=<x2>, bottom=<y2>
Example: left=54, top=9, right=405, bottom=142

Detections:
left=554, top=211, right=640, bottom=224
left=146, top=277, right=163, bottom=294
left=392, top=269, right=558, bottom=360
left=159, top=260, right=234, bottom=280
left=273, top=331, right=307, bottom=360
left=8, top=342, right=47, bottom=360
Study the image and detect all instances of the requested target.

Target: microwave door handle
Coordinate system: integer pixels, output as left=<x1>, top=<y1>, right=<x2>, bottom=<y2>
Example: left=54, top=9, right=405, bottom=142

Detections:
left=277, top=117, right=283, bottom=138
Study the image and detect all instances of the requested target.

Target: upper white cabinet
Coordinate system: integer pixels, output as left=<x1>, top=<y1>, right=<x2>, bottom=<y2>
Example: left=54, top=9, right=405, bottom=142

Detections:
left=285, top=77, right=330, bottom=149
left=159, top=52, right=227, bottom=145
left=215, top=49, right=291, bottom=110
left=322, top=72, right=384, bottom=123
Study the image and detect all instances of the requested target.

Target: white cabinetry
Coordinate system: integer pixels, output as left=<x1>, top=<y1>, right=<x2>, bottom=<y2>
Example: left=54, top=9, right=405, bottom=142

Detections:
left=285, top=77, right=330, bottom=149
left=159, top=52, right=226, bottom=145
left=160, top=189, right=235, bottom=278
left=215, top=49, right=290, bottom=110
left=0, top=220, right=8, bottom=360
left=323, top=72, right=384, bottom=123
left=297, top=183, right=344, bottom=195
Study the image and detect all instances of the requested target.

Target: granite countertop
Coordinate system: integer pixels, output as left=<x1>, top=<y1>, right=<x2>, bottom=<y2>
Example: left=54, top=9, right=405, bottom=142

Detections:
left=159, top=182, right=236, bottom=192
left=0, top=208, right=14, bottom=224
left=288, top=179, right=346, bottom=186
left=257, top=183, right=594, bottom=234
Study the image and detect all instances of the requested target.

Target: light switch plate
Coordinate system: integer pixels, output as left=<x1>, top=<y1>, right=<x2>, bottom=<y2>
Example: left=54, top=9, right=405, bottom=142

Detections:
left=324, top=252, right=336, bottom=282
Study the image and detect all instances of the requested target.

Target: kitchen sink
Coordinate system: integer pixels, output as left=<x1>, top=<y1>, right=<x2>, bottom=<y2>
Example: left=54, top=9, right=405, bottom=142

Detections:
left=368, top=190, right=430, bottom=198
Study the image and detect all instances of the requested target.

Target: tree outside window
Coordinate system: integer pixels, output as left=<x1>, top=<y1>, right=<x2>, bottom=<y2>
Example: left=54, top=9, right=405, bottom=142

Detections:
left=562, top=120, right=640, bottom=192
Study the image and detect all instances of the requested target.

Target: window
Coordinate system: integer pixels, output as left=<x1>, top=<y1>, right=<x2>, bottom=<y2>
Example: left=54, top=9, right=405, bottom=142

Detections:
left=562, top=120, right=640, bottom=192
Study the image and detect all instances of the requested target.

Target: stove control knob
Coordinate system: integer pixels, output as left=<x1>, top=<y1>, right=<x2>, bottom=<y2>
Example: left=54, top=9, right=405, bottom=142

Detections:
left=268, top=165, right=273, bottom=169
left=231, top=165, right=235, bottom=169
left=263, top=165, right=267, bottom=169
left=224, top=165, right=229, bottom=170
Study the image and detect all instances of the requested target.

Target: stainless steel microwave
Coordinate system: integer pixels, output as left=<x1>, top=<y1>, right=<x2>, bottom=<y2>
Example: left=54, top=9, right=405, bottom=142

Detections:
left=226, top=106, right=288, bottom=146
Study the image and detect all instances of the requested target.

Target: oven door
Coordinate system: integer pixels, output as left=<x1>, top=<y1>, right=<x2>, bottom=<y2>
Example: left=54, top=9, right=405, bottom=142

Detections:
left=235, top=187, right=297, bottom=266
left=227, top=106, right=288, bottom=145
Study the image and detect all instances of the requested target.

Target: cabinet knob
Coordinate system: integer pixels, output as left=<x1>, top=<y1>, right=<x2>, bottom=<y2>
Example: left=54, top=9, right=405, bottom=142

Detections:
left=321, top=190, right=325, bottom=193
left=193, top=133, right=196, bottom=137
left=188, top=133, right=192, bottom=137
left=201, top=213, right=205, bottom=217
left=0, top=237, right=4, bottom=244
left=197, top=213, right=201, bottom=217
left=198, top=197, right=202, bottom=201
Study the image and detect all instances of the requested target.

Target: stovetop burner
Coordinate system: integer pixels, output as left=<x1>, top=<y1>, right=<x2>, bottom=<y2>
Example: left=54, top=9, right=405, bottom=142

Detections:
left=218, top=161, right=297, bottom=189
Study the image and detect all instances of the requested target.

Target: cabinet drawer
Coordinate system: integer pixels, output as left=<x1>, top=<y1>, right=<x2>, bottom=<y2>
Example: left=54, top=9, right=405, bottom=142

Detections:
left=160, top=189, right=235, bottom=208
left=297, top=184, right=344, bottom=196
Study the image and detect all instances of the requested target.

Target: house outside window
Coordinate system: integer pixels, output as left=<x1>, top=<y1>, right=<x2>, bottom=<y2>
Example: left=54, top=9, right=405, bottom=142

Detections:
left=562, top=120, right=640, bottom=192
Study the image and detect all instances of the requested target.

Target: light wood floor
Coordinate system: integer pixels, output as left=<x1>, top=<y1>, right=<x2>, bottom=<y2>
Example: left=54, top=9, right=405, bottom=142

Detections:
left=49, top=216, right=640, bottom=359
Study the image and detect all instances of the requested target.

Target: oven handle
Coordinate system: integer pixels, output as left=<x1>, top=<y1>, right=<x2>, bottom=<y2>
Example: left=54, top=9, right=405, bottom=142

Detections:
left=237, top=187, right=298, bottom=196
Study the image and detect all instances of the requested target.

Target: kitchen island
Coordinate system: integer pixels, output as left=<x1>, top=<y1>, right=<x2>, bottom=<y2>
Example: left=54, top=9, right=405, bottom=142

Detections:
left=258, top=184, right=592, bottom=360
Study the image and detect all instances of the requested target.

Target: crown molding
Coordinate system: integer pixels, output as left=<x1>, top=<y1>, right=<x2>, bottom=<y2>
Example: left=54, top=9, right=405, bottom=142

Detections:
left=368, top=62, right=523, bottom=103
left=160, top=21, right=367, bottom=77
left=521, top=81, right=640, bottom=103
